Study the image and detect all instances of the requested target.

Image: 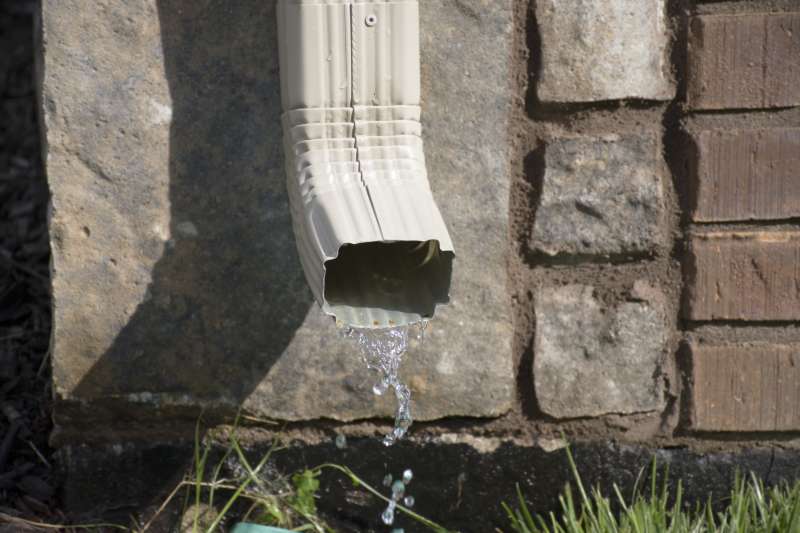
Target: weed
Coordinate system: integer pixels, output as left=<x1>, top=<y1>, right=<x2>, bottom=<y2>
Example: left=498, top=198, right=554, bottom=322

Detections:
left=138, top=417, right=455, bottom=532
left=503, top=444, right=800, bottom=533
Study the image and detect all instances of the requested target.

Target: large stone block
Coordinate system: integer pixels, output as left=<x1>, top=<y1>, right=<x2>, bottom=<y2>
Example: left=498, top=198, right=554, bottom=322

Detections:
left=536, top=0, right=673, bottom=103
left=41, top=0, right=515, bottom=429
left=529, top=134, right=665, bottom=258
left=534, top=283, right=668, bottom=418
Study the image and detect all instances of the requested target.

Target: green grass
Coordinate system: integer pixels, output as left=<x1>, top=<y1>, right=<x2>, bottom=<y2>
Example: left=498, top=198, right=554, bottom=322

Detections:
left=4, top=426, right=799, bottom=533
left=504, top=445, right=800, bottom=533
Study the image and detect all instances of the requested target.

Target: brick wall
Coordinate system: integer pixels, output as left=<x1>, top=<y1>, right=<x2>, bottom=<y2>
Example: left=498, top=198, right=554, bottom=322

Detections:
left=516, top=0, right=800, bottom=442
left=683, top=5, right=800, bottom=435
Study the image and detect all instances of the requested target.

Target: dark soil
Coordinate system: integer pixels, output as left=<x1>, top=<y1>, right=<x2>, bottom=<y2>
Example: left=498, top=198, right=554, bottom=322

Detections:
left=0, top=0, right=60, bottom=525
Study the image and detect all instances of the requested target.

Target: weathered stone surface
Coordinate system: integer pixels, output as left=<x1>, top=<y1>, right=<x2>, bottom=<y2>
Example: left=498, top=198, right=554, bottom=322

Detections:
left=690, top=128, right=800, bottom=222
left=688, top=343, right=800, bottom=432
left=41, top=0, right=514, bottom=427
left=529, top=134, right=665, bottom=258
left=62, top=436, right=800, bottom=531
left=536, top=0, right=673, bottom=103
left=688, top=13, right=800, bottom=110
left=685, top=231, right=800, bottom=321
left=534, top=283, right=667, bottom=418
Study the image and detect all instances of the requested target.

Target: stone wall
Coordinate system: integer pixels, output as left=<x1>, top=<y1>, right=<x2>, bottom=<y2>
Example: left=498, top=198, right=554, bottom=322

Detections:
left=39, top=0, right=800, bottom=528
left=514, top=0, right=800, bottom=441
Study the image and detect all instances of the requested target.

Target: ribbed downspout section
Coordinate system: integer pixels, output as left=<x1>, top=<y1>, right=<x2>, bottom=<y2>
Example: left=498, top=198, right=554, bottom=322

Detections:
left=277, top=0, right=454, bottom=328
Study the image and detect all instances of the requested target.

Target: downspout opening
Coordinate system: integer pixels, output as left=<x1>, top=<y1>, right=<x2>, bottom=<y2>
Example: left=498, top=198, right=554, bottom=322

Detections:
left=324, top=240, right=454, bottom=328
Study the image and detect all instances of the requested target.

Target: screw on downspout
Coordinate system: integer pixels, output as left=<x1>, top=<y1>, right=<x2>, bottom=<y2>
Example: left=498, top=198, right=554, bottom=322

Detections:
left=365, top=14, right=377, bottom=26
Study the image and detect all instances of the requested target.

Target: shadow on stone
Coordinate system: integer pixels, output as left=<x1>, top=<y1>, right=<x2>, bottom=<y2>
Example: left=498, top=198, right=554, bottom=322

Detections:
left=71, top=1, right=312, bottom=425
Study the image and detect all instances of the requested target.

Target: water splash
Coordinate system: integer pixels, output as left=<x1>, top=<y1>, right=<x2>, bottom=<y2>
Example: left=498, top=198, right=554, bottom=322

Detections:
left=342, top=323, right=426, bottom=446
left=380, top=468, right=414, bottom=527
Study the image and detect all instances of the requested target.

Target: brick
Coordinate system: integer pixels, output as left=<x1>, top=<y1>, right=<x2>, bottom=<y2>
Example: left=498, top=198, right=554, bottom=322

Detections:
left=688, top=343, right=800, bottom=432
left=685, top=232, right=800, bottom=321
left=536, top=0, right=673, bottom=103
left=687, top=13, right=800, bottom=110
left=690, top=128, right=800, bottom=222
left=534, top=283, right=667, bottom=418
left=529, top=134, right=665, bottom=257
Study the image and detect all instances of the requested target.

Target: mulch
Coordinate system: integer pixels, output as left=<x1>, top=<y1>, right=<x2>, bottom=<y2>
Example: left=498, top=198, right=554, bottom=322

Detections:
left=0, top=1, right=62, bottom=526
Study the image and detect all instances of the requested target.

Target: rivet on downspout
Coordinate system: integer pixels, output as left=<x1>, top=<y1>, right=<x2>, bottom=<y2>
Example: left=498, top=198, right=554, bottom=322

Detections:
left=277, top=0, right=455, bottom=329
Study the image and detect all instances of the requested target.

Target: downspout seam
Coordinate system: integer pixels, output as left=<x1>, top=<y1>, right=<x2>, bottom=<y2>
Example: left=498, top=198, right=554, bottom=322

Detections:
left=349, top=2, right=385, bottom=240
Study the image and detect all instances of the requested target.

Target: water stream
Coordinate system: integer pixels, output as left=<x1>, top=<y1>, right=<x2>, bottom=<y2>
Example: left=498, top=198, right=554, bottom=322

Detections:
left=341, top=324, right=425, bottom=528
left=341, top=323, right=426, bottom=446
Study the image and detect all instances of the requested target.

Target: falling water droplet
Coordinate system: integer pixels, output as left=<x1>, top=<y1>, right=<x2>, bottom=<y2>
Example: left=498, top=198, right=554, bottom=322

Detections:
left=383, top=473, right=393, bottom=487
left=403, top=495, right=415, bottom=508
left=372, top=379, right=389, bottom=396
left=334, top=434, right=347, bottom=449
left=391, top=529, right=405, bottom=533
left=381, top=502, right=396, bottom=525
left=415, top=320, right=429, bottom=344
left=402, top=469, right=413, bottom=484
left=391, top=480, right=405, bottom=500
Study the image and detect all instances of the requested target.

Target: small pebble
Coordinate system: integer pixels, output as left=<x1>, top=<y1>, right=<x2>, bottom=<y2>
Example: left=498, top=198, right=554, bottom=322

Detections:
left=180, top=503, right=219, bottom=532
left=176, top=220, right=199, bottom=237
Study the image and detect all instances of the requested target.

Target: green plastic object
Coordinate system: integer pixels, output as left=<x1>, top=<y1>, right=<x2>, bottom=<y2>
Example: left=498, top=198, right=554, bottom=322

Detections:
left=230, top=524, right=293, bottom=533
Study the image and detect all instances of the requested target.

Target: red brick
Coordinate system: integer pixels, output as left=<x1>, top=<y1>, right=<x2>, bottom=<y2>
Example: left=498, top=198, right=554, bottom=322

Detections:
left=685, top=231, right=800, bottom=321
left=687, top=13, right=800, bottom=110
left=690, top=128, right=800, bottom=222
left=689, top=343, right=800, bottom=432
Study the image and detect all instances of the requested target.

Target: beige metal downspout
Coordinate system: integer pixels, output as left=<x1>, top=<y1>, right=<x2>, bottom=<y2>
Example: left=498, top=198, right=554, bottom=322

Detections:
left=277, top=0, right=454, bottom=328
